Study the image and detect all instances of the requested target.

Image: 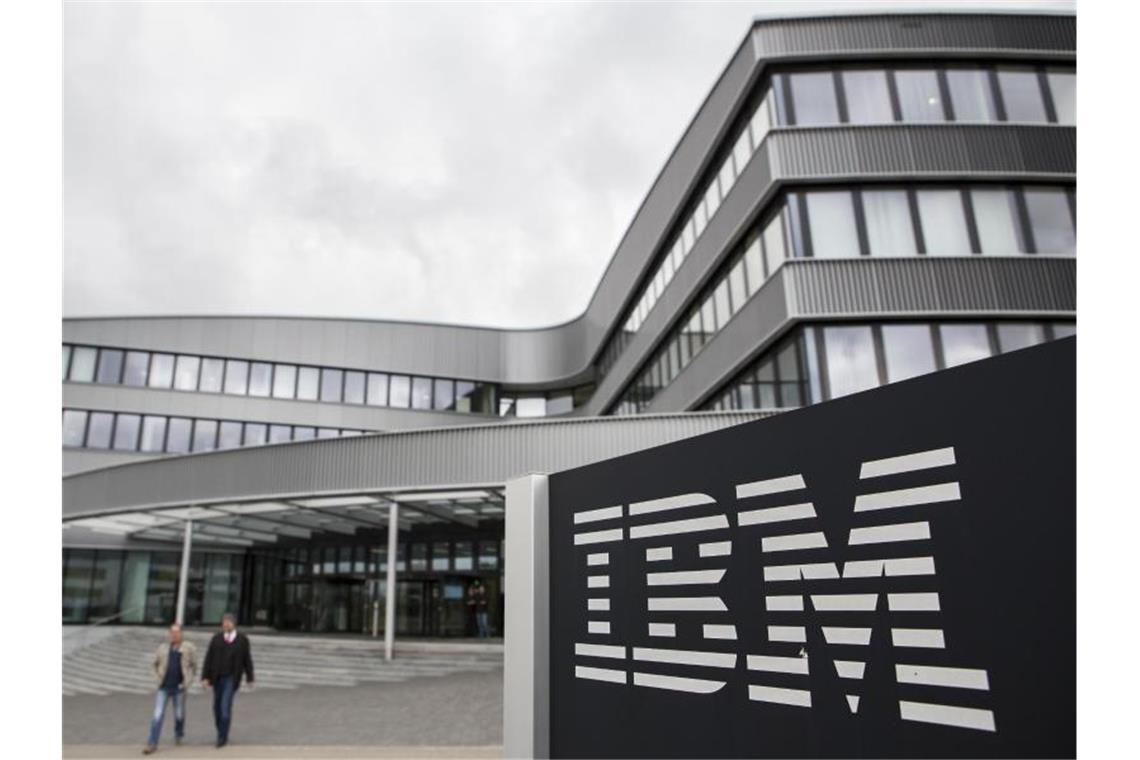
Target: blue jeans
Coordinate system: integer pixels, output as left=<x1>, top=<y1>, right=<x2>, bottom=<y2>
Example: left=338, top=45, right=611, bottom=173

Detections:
left=212, top=675, right=237, bottom=743
left=476, top=610, right=490, bottom=638
left=146, top=688, right=184, bottom=747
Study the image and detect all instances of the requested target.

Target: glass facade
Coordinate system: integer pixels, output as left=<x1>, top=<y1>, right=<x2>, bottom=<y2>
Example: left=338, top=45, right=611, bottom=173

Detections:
left=703, top=320, right=1075, bottom=411
left=594, top=61, right=1075, bottom=382
left=610, top=182, right=1074, bottom=415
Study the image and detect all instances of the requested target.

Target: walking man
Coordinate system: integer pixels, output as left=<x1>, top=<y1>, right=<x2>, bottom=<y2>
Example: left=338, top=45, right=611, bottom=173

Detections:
left=200, top=613, right=255, bottom=748
left=468, top=579, right=491, bottom=638
left=143, top=623, right=198, bottom=755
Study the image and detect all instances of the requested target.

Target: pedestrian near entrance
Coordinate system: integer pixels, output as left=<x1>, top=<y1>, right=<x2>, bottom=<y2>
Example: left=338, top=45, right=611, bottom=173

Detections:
left=200, top=613, right=255, bottom=748
left=143, top=624, right=198, bottom=755
left=467, top=579, right=491, bottom=638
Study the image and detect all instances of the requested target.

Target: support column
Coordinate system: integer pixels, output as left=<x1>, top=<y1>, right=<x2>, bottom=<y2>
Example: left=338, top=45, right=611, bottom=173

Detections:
left=384, top=503, right=398, bottom=661
left=503, top=473, right=550, bottom=759
left=175, top=520, right=193, bottom=626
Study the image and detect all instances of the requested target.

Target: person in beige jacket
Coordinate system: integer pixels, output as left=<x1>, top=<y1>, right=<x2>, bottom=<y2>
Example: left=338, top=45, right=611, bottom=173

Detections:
left=143, top=624, right=199, bottom=755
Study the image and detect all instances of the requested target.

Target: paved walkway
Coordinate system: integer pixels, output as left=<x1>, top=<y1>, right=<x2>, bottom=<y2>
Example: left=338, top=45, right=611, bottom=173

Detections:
left=63, top=628, right=503, bottom=757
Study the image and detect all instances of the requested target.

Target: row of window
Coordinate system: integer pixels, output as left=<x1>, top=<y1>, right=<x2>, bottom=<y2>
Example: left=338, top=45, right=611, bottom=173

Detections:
left=608, top=182, right=1074, bottom=415
left=279, top=538, right=502, bottom=578
left=595, top=61, right=1074, bottom=380
left=62, top=344, right=498, bottom=413
left=62, top=408, right=369, bottom=454
left=701, top=320, right=1076, bottom=413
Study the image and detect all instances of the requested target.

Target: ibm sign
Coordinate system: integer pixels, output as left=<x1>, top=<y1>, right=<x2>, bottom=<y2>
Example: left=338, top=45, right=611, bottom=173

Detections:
left=546, top=339, right=1074, bottom=758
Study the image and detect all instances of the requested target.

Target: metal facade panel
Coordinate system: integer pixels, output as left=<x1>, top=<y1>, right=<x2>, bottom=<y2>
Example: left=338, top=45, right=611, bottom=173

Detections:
left=62, top=412, right=774, bottom=518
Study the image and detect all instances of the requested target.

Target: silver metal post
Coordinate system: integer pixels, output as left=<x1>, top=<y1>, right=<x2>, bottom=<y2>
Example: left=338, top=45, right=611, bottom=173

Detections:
left=175, top=520, right=193, bottom=626
left=384, top=503, right=398, bottom=661
left=503, top=473, right=550, bottom=759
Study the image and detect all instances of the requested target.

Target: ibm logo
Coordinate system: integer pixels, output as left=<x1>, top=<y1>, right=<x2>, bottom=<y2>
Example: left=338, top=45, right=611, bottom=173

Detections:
left=570, top=446, right=997, bottom=733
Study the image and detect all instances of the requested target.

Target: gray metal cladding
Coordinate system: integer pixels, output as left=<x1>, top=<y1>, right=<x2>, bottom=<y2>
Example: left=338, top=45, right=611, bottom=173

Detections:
left=647, top=257, right=1075, bottom=414
left=62, top=412, right=773, bottom=518
left=751, top=13, right=1075, bottom=60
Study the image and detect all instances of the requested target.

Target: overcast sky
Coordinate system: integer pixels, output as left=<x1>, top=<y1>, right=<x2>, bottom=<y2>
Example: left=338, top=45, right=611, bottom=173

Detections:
left=64, top=0, right=1073, bottom=328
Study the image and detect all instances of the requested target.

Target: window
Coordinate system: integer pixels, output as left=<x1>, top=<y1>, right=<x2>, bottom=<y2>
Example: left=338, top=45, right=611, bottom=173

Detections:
left=344, top=371, right=366, bottom=404
left=199, top=358, right=224, bottom=393
left=148, top=353, right=174, bottom=388
left=478, top=541, right=499, bottom=570
left=971, top=188, right=1026, bottom=254
left=218, top=421, right=243, bottom=449
left=224, top=360, right=249, bottom=395
left=946, top=68, right=998, bottom=122
left=411, top=377, right=432, bottom=409
left=776, top=343, right=803, bottom=407
left=881, top=324, right=937, bottom=382
left=173, top=356, right=200, bottom=391
left=1023, top=187, right=1075, bottom=254
left=862, top=189, right=917, bottom=256
left=410, top=544, right=427, bottom=572
left=454, top=541, right=474, bottom=571
left=320, top=368, right=343, bottom=403
left=139, top=416, right=167, bottom=452
left=728, top=259, right=748, bottom=316
left=317, top=427, right=338, bottom=439
left=62, top=345, right=72, bottom=380
left=113, top=414, right=141, bottom=451
left=244, top=423, right=267, bottom=446
left=713, top=279, right=731, bottom=330
left=842, top=69, right=893, bottom=123
left=939, top=323, right=992, bottom=367
left=996, top=323, right=1047, bottom=353
left=787, top=71, right=839, bottom=125
left=248, top=362, right=272, bottom=397
left=292, top=426, right=315, bottom=441
left=997, top=67, right=1047, bottom=122
left=916, top=190, right=972, bottom=255
left=432, top=543, right=450, bottom=571
left=272, top=364, right=297, bottom=399
left=95, top=349, right=123, bottom=384
left=743, top=235, right=764, bottom=294
left=366, top=373, right=389, bottom=406
left=84, top=413, right=113, bottom=449
left=192, top=420, right=218, bottom=452
left=822, top=325, right=879, bottom=399
left=894, top=69, right=946, bottom=122
left=750, top=89, right=774, bottom=145
left=762, top=208, right=787, bottom=272
left=389, top=376, right=410, bottom=407
left=166, top=418, right=192, bottom=454
left=121, top=351, right=149, bottom=387
left=268, top=424, right=291, bottom=443
left=68, top=346, right=97, bottom=383
left=516, top=397, right=546, bottom=418
left=62, top=410, right=88, bottom=447
left=547, top=393, right=573, bottom=416
left=732, top=128, right=752, bottom=178
left=296, top=367, right=320, bottom=401
left=434, top=378, right=455, bottom=411
left=1047, top=69, right=1075, bottom=125
left=805, top=191, right=860, bottom=258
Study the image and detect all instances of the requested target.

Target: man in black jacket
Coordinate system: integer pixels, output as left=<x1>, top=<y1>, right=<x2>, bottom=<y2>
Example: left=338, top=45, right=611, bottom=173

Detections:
left=200, top=613, right=255, bottom=748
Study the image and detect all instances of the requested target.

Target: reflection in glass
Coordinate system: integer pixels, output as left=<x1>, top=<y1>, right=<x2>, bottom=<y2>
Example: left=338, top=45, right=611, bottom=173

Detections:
left=272, top=364, right=297, bottom=399
left=62, top=410, right=88, bottom=447
left=881, top=325, right=937, bottom=382
left=122, top=352, right=150, bottom=387
left=389, top=376, right=411, bottom=408
left=432, top=543, right=450, bottom=571
left=218, top=421, right=243, bottom=449
left=224, top=360, right=249, bottom=395
left=805, top=191, right=860, bottom=258
left=140, top=416, right=167, bottom=453
left=516, top=397, right=546, bottom=418
left=972, top=188, right=1026, bottom=254
left=192, top=420, right=218, bottom=452
left=96, top=349, right=124, bottom=384
left=296, top=367, right=320, bottom=401
left=939, top=324, right=992, bottom=367
left=1047, top=70, right=1075, bottom=125
left=946, top=68, right=998, bottom=122
left=367, top=373, right=389, bottom=406
left=113, top=414, right=141, bottom=451
left=916, top=190, right=972, bottom=255
left=317, top=428, right=338, bottom=439
left=862, top=190, right=916, bottom=255
left=68, top=346, right=98, bottom=383
left=788, top=72, right=839, bottom=125
left=344, top=371, right=366, bottom=405
left=86, top=412, right=114, bottom=449
left=293, top=426, right=315, bottom=441
left=895, top=69, right=945, bottom=122
left=454, top=541, right=474, bottom=571
left=166, top=418, right=192, bottom=454
left=411, top=377, right=432, bottom=410
left=842, top=69, right=893, bottom=123
left=320, top=368, right=343, bottom=403
left=268, top=424, right=291, bottom=443
left=244, top=423, right=268, bottom=446
left=248, top=363, right=272, bottom=397
left=434, top=378, right=455, bottom=411
left=1023, top=188, right=1075, bottom=254
left=199, top=358, right=224, bottom=393
left=998, top=68, right=1047, bottom=122
left=173, top=356, right=200, bottom=391
left=996, top=323, right=1046, bottom=353
left=148, top=353, right=175, bottom=388
left=822, top=325, right=878, bottom=398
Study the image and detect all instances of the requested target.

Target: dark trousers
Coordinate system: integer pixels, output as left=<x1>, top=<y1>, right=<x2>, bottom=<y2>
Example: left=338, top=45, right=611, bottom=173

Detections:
left=212, top=675, right=237, bottom=742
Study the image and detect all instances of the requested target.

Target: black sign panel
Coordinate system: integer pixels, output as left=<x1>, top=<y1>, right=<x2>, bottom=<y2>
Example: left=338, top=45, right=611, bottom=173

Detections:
left=549, top=338, right=1075, bottom=758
